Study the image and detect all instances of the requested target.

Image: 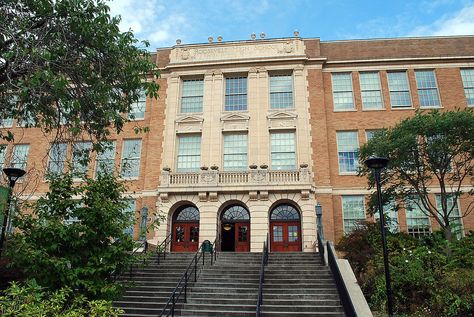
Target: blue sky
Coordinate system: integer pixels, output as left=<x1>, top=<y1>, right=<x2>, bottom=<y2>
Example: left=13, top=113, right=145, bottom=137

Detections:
left=108, top=0, right=474, bottom=49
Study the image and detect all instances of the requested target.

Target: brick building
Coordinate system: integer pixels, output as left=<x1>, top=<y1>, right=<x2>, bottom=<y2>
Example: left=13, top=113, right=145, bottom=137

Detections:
left=1, top=34, right=474, bottom=251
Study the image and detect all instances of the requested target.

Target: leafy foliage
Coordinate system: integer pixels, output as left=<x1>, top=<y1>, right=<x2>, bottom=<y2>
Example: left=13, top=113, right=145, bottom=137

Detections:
left=0, top=0, right=159, bottom=143
left=0, top=279, right=122, bottom=316
left=6, top=172, right=135, bottom=299
left=359, top=109, right=474, bottom=242
left=338, top=225, right=474, bottom=316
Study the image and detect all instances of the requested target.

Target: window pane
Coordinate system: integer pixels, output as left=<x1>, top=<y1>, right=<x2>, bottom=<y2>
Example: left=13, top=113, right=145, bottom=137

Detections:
left=181, top=79, right=204, bottom=113
left=406, top=199, right=431, bottom=238
left=177, top=135, right=201, bottom=172
left=461, top=69, right=474, bottom=105
left=387, top=72, right=412, bottom=107
left=270, top=75, right=293, bottom=109
left=48, top=143, right=67, bottom=174
left=360, top=72, right=383, bottom=109
left=128, top=89, right=146, bottom=120
left=223, top=134, right=247, bottom=170
left=11, top=144, right=29, bottom=171
left=273, top=225, right=283, bottom=242
left=337, top=131, right=359, bottom=173
left=271, top=132, right=296, bottom=170
left=415, top=70, right=440, bottom=107
left=72, top=142, right=92, bottom=178
left=95, top=141, right=116, bottom=177
left=121, top=139, right=142, bottom=177
left=288, top=225, right=298, bottom=242
left=225, top=77, right=247, bottom=111
left=342, top=196, right=365, bottom=234
left=332, top=73, right=354, bottom=110
left=374, top=200, right=399, bottom=233
left=435, top=195, right=463, bottom=239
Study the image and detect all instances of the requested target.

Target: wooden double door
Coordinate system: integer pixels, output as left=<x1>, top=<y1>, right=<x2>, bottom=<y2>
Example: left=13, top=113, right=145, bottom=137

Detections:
left=270, top=221, right=301, bottom=252
left=171, top=222, right=199, bottom=252
left=221, top=222, right=250, bottom=252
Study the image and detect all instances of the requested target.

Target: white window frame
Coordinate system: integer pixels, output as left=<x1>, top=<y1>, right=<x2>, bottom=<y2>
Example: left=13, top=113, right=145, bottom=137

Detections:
left=270, top=131, right=297, bottom=170
left=95, top=141, right=116, bottom=178
left=342, top=195, right=366, bottom=234
left=120, top=139, right=142, bottom=178
left=176, top=134, right=201, bottom=172
left=405, top=199, right=432, bottom=238
left=374, top=200, right=399, bottom=233
left=181, top=79, right=204, bottom=113
left=387, top=71, right=412, bottom=108
left=415, top=70, right=441, bottom=108
left=47, top=143, right=67, bottom=174
left=11, top=144, right=29, bottom=171
left=128, top=89, right=146, bottom=120
left=359, top=72, right=383, bottom=110
left=336, top=131, right=359, bottom=174
left=269, top=74, right=294, bottom=109
left=72, top=141, right=92, bottom=179
left=223, top=133, right=248, bottom=171
left=332, top=73, right=354, bottom=111
left=460, top=69, right=474, bottom=107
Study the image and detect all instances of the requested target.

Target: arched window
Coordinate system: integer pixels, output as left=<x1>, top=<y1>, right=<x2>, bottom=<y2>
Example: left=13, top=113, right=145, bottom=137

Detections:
left=222, top=205, right=249, bottom=221
left=174, top=205, right=200, bottom=222
left=271, top=204, right=300, bottom=220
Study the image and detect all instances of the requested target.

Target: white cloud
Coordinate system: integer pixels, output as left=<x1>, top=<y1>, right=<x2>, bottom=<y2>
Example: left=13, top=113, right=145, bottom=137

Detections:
left=410, top=4, right=474, bottom=36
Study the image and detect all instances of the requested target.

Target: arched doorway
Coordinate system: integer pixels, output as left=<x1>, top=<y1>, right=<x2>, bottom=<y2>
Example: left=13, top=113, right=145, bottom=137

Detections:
left=270, top=204, right=302, bottom=252
left=220, top=205, right=250, bottom=252
left=171, top=205, right=199, bottom=252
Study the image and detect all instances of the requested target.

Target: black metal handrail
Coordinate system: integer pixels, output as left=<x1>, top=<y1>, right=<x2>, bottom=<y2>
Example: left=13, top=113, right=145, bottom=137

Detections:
left=256, top=234, right=269, bottom=317
left=157, top=232, right=172, bottom=265
left=327, top=241, right=356, bottom=317
left=159, top=242, right=207, bottom=317
left=317, top=230, right=325, bottom=264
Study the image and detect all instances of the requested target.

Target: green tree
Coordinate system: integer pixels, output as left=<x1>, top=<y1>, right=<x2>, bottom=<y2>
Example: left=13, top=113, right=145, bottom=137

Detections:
left=0, top=0, right=159, bottom=143
left=6, top=172, right=135, bottom=299
left=359, top=109, right=474, bottom=243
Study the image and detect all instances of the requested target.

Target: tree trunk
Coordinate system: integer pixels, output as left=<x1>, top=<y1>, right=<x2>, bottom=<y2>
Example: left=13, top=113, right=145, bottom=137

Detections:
left=443, top=225, right=453, bottom=256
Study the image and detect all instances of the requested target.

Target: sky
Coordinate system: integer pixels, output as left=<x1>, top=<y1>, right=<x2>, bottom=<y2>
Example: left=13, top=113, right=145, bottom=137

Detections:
left=107, top=0, right=474, bottom=49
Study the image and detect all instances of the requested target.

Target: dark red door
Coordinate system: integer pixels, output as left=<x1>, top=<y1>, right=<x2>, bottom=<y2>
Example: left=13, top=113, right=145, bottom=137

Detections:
left=235, top=222, right=250, bottom=252
left=270, top=221, right=301, bottom=252
left=172, top=223, right=199, bottom=252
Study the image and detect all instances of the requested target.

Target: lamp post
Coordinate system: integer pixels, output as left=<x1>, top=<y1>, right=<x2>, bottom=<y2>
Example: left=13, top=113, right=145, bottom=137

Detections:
left=140, top=206, right=148, bottom=241
left=364, top=156, right=393, bottom=317
left=0, top=167, right=26, bottom=257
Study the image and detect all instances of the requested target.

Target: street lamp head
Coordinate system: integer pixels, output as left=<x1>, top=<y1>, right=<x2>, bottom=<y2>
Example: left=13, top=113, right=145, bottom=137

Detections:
left=364, top=156, right=389, bottom=170
left=3, top=167, right=26, bottom=186
left=315, top=203, right=322, bottom=216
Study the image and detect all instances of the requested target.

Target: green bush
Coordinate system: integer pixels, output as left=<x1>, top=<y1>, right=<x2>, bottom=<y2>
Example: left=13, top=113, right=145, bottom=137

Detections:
left=0, top=280, right=122, bottom=316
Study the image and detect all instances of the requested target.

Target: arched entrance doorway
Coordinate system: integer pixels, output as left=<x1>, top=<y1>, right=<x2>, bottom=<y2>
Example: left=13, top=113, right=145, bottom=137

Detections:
left=171, top=205, right=199, bottom=252
left=270, top=204, right=302, bottom=252
left=220, top=205, right=250, bottom=252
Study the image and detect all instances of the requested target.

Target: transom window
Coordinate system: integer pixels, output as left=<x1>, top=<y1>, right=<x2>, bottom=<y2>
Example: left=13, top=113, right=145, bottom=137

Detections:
left=181, top=79, right=204, bottom=113
left=175, top=206, right=200, bottom=222
left=435, top=195, right=463, bottom=239
left=271, top=204, right=300, bottom=220
left=95, top=141, right=116, bottom=177
left=48, top=143, right=67, bottom=174
left=11, top=144, right=29, bottom=170
left=271, top=132, right=296, bottom=170
left=222, top=205, right=249, bottom=221
left=270, top=74, right=293, bottom=109
left=128, top=89, right=146, bottom=120
left=405, top=199, right=431, bottom=238
left=332, top=73, right=354, bottom=111
left=342, top=196, right=365, bottom=234
left=359, top=72, right=383, bottom=109
left=387, top=71, right=412, bottom=108
left=460, top=69, right=474, bottom=106
left=415, top=70, right=440, bottom=108
left=177, top=135, right=201, bottom=172
left=223, top=134, right=247, bottom=171
left=336, top=131, right=359, bottom=173
left=225, top=76, right=247, bottom=111
left=121, top=139, right=142, bottom=178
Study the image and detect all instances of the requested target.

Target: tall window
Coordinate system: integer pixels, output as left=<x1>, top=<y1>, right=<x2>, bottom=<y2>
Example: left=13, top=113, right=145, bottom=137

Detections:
left=0, top=145, right=7, bottom=169
left=223, top=134, right=247, bottom=171
left=48, top=143, right=67, bottom=174
left=342, top=196, right=365, bottom=234
left=415, top=70, right=440, bottom=107
left=435, top=195, right=463, bottom=239
left=177, top=135, right=201, bottom=172
left=270, top=74, right=293, bottom=109
left=128, top=89, right=146, bottom=120
left=336, top=131, right=359, bottom=173
left=72, top=141, right=92, bottom=178
left=387, top=71, right=412, bottom=108
left=460, top=69, right=474, bottom=106
left=95, top=141, right=116, bottom=177
left=374, top=201, right=399, bottom=233
left=121, top=139, right=142, bottom=178
left=225, top=76, right=247, bottom=111
left=11, top=144, right=29, bottom=170
left=332, top=73, right=354, bottom=111
left=271, top=132, right=296, bottom=170
left=405, top=199, right=431, bottom=238
left=360, top=72, right=383, bottom=109
left=181, top=79, right=204, bottom=113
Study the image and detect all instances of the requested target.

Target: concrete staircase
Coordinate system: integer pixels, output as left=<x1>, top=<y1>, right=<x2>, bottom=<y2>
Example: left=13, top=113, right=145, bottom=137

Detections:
left=113, top=252, right=200, bottom=317
left=180, top=252, right=262, bottom=316
left=260, top=252, right=345, bottom=316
